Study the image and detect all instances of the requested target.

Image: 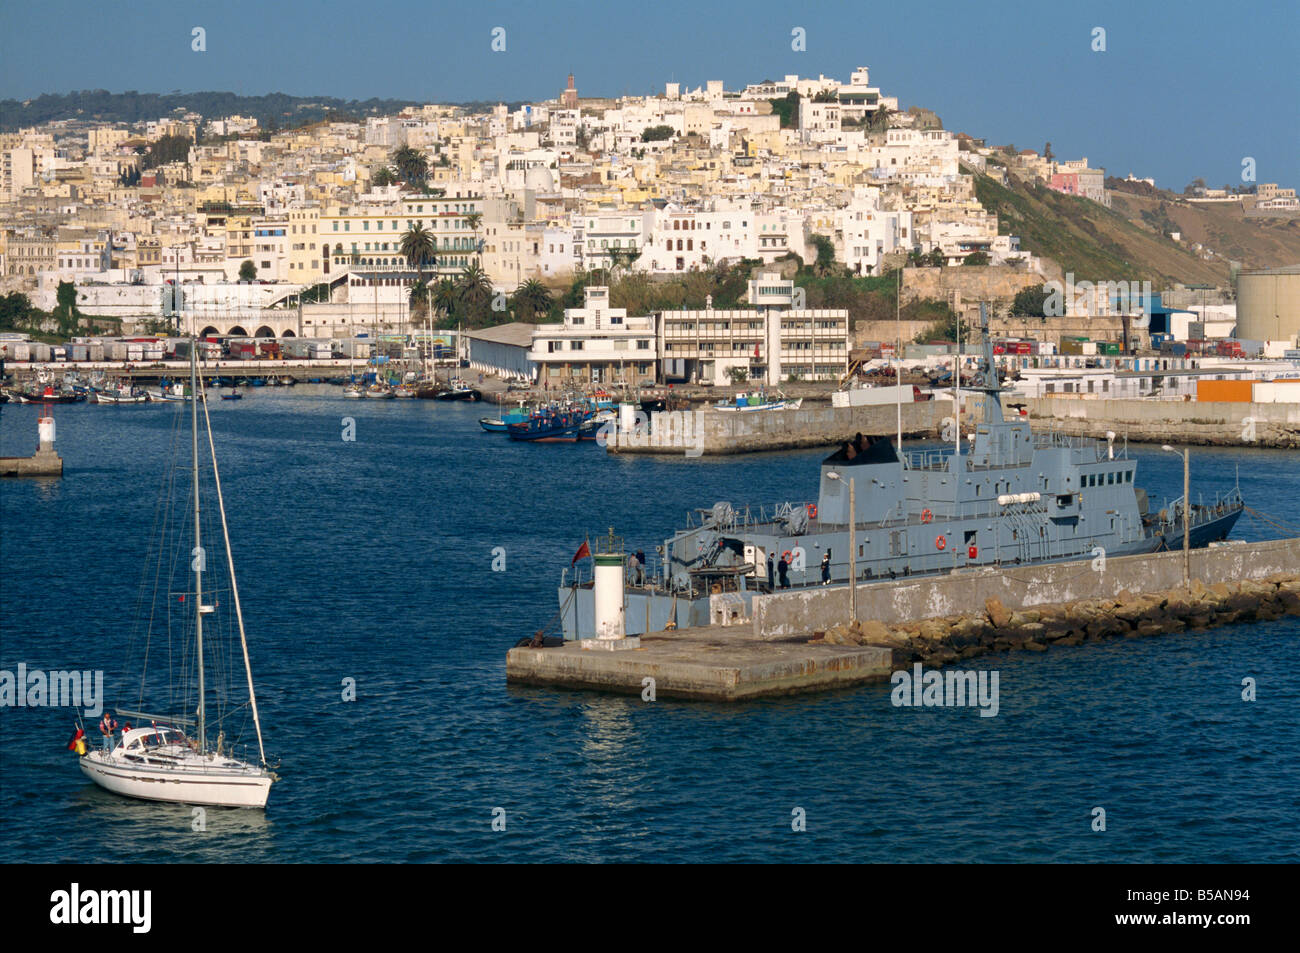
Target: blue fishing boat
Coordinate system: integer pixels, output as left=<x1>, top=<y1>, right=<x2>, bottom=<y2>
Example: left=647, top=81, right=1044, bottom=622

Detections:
left=507, top=407, right=584, bottom=442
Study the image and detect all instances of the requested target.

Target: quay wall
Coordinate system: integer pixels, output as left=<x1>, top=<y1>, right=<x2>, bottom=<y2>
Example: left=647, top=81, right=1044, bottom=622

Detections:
left=1024, top=397, right=1300, bottom=448
left=607, top=399, right=955, bottom=455
left=752, top=537, right=1300, bottom=640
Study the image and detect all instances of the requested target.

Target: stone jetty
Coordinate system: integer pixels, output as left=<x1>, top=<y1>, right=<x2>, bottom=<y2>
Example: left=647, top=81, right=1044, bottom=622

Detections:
left=814, top=574, right=1300, bottom=664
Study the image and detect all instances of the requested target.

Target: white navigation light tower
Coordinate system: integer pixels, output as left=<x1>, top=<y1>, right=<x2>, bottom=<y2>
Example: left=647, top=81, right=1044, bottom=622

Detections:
left=586, top=528, right=641, bottom=650
left=1161, top=445, right=1192, bottom=587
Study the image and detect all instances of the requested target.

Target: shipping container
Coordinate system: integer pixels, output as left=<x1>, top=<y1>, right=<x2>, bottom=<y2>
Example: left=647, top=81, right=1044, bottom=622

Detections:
left=308, top=343, right=332, bottom=360
left=9, top=342, right=31, bottom=361
left=52, top=346, right=67, bottom=362
left=1251, top=380, right=1300, bottom=404
left=1196, top=379, right=1254, bottom=403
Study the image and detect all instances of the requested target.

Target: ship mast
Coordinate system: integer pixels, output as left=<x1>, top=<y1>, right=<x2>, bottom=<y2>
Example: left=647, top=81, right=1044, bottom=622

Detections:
left=190, top=307, right=205, bottom=754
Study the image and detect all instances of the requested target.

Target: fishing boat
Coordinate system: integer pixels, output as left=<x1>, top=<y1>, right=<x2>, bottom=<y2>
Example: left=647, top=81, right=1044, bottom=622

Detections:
left=343, top=382, right=364, bottom=398
left=507, top=406, right=584, bottom=442
left=555, top=306, right=1245, bottom=638
left=76, top=340, right=274, bottom=808
left=92, top=381, right=151, bottom=404
left=221, top=390, right=243, bottom=401
left=148, top=380, right=204, bottom=402
left=713, top=389, right=801, bottom=412
left=366, top=382, right=396, bottom=399
left=480, top=400, right=531, bottom=432
left=434, top=377, right=482, bottom=401
left=5, top=384, right=86, bottom=404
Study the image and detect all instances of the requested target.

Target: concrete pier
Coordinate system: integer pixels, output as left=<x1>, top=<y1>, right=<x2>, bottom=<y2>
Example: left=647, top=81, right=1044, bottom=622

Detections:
left=606, top=399, right=954, bottom=455
left=1024, top=396, right=1300, bottom=449
left=508, top=537, right=1299, bottom=701
left=507, top=625, right=893, bottom=701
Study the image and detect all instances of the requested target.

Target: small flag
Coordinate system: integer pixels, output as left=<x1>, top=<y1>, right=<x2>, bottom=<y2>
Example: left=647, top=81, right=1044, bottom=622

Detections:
left=66, top=727, right=84, bottom=751
left=571, top=540, right=591, bottom=565
left=754, top=342, right=760, bottom=358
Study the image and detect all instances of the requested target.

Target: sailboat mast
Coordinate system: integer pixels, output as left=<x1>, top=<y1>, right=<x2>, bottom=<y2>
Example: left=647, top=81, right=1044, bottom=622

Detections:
left=191, top=325, right=205, bottom=755
left=199, top=377, right=266, bottom=766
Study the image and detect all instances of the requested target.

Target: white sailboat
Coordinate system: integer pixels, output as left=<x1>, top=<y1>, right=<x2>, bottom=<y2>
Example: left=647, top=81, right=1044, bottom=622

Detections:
left=79, top=339, right=275, bottom=808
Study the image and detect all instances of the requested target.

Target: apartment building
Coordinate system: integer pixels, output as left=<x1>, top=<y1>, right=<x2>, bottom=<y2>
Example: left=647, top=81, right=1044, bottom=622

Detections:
left=527, top=285, right=657, bottom=385
left=659, top=273, right=850, bottom=385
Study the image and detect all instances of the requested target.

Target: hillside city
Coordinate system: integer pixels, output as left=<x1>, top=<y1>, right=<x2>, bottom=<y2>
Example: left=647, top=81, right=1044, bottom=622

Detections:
left=2, top=67, right=1298, bottom=386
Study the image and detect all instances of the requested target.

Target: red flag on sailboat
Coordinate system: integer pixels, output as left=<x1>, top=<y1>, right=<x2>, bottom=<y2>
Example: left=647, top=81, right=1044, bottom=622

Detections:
left=571, top=540, right=591, bottom=565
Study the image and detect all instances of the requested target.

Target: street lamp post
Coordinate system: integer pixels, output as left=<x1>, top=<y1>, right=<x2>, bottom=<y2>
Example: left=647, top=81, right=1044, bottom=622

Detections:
left=827, top=471, right=856, bottom=623
left=1162, top=444, right=1191, bottom=587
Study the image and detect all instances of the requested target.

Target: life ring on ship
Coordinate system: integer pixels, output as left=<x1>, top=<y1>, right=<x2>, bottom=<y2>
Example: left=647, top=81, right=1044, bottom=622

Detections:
left=920, top=509, right=933, bottom=524
left=782, top=551, right=793, bottom=562
left=935, top=535, right=947, bottom=551
left=807, top=504, right=817, bottom=519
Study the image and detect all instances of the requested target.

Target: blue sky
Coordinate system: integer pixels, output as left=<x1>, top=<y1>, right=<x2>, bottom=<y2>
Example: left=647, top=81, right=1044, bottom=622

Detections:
left=1, top=0, right=1296, bottom=191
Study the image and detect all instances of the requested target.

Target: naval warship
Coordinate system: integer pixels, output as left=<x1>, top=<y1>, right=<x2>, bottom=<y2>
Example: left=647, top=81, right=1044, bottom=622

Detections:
left=558, top=311, right=1244, bottom=638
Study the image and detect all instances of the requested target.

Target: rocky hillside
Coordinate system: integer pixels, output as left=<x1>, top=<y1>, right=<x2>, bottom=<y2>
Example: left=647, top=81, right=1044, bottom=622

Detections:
left=973, top=170, right=1300, bottom=288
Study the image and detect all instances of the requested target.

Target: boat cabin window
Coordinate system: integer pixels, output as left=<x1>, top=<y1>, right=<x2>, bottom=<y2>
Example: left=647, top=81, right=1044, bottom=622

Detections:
left=1107, top=472, right=1115, bottom=485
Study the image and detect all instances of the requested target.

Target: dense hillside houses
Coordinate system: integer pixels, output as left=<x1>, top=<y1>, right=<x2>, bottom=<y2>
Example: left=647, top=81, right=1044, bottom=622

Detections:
left=2, top=65, right=1134, bottom=323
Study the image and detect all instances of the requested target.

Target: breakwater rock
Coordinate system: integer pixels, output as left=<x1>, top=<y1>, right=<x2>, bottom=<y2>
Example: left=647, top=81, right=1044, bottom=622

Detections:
left=811, top=574, right=1300, bottom=664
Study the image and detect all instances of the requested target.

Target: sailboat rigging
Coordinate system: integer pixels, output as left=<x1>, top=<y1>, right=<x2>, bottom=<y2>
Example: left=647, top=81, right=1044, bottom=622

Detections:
left=76, top=333, right=275, bottom=808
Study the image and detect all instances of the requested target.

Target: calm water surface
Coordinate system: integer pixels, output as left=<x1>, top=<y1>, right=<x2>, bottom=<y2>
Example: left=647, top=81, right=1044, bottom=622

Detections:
left=1, top=389, right=1297, bottom=862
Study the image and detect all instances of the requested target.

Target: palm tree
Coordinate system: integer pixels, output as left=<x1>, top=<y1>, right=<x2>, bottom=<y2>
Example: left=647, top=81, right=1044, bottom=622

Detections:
left=511, top=279, right=553, bottom=322
left=400, top=222, right=435, bottom=282
left=456, top=264, right=494, bottom=327
left=391, top=145, right=428, bottom=185
left=464, top=211, right=483, bottom=266
left=373, top=166, right=398, bottom=187
left=433, top=277, right=458, bottom=323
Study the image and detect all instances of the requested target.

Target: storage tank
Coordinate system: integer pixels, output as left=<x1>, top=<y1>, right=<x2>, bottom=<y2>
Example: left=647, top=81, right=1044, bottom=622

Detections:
left=1237, top=264, right=1300, bottom=342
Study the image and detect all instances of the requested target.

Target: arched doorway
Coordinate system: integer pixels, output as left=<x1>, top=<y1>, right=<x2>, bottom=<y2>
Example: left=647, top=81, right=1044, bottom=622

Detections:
left=228, top=326, right=248, bottom=337
left=281, top=329, right=296, bottom=337
left=254, top=326, right=276, bottom=338
left=199, top=326, right=219, bottom=338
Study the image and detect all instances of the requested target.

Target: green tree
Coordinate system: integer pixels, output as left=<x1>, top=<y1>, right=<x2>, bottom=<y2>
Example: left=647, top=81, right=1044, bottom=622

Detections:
left=433, top=277, right=458, bottom=322
left=464, top=212, right=483, bottom=265
left=768, top=91, right=801, bottom=129
left=963, top=251, right=991, bottom=266
left=808, top=233, right=838, bottom=276
left=452, top=264, right=494, bottom=328
left=1011, top=284, right=1050, bottom=318
left=391, top=145, right=429, bottom=185
left=140, top=134, right=192, bottom=170
left=925, top=247, right=946, bottom=267
left=0, top=291, right=34, bottom=330
left=399, top=222, right=435, bottom=281
left=510, top=279, right=554, bottom=323
left=372, top=166, right=398, bottom=187
left=640, top=125, right=675, bottom=142
left=239, top=260, right=258, bottom=281
left=52, top=281, right=81, bottom=335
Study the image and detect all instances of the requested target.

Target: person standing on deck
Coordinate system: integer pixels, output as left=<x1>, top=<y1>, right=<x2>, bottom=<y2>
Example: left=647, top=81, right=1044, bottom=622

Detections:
left=627, top=551, right=640, bottom=587
left=767, top=553, right=775, bottom=592
left=821, top=551, right=831, bottom=585
left=777, top=554, right=790, bottom=589
left=635, top=550, right=647, bottom=586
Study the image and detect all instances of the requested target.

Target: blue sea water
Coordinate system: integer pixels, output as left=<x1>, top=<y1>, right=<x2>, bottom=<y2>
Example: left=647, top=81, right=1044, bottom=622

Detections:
left=1, top=390, right=1297, bottom=863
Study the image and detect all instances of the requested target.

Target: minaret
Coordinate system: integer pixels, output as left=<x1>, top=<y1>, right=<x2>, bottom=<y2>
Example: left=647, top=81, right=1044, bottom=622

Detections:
left=563, top=73, right=578, bottom=109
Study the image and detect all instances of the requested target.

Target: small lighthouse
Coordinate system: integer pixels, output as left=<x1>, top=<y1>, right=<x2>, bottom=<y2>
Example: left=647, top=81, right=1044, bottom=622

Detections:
left=1, top=404, right=64, bottom=477
left=584, top=528, right=640, bottom=650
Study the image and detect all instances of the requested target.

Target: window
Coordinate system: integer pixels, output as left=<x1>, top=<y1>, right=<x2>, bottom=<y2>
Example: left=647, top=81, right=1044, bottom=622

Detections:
left=570, top=341, right=583, bottom=350
left=637, top=340, right=649, bottom=350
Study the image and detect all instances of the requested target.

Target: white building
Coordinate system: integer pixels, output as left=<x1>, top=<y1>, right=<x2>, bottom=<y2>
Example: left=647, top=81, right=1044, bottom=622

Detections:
left=527, top=286, right=657, bottom=385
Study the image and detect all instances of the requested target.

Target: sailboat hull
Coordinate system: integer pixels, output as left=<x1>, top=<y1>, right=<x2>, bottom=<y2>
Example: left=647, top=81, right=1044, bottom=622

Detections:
left=80, top=750, right=272, bottom=808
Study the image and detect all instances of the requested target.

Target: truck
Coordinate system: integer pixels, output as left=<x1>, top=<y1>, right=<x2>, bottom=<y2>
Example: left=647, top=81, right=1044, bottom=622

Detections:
left=259, top=340, right=281, bottom=359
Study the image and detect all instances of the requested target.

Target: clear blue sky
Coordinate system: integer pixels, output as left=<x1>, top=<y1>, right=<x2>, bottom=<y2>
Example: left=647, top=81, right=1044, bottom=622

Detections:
left=1, top=0, right=1296, bottom=191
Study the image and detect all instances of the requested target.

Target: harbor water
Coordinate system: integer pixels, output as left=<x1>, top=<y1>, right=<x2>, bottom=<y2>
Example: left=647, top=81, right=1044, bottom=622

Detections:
left=1, top=391, right=1297, bottom=862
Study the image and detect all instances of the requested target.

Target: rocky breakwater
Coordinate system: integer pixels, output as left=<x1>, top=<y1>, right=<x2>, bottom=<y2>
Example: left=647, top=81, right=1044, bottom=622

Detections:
left=811, top=575, right=1300, bottom=665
